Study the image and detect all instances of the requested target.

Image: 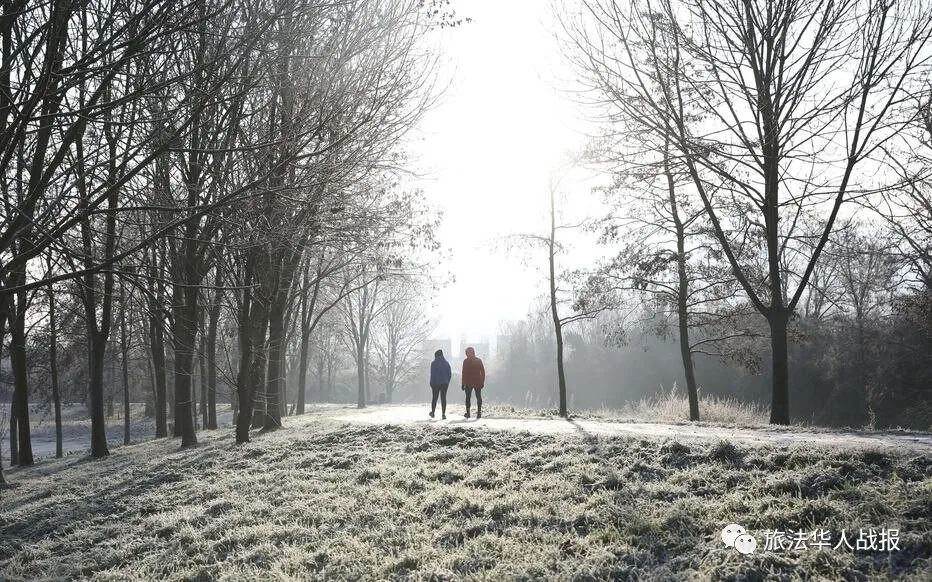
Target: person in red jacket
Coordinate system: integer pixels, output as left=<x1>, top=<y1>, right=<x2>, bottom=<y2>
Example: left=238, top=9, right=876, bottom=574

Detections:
left=461, top=346, right=486, bottom=419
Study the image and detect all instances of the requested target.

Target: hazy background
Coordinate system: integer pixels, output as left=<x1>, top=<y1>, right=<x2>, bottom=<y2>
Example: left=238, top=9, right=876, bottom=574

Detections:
left=409, top=0, right=592, bottom=353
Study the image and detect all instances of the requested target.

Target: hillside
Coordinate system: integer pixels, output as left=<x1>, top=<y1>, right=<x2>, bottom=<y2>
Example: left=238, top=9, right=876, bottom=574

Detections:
left=1, top=409, right=930, bottom=580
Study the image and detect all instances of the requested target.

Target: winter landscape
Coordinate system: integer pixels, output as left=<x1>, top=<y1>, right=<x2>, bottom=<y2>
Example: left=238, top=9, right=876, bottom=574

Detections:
left=2, top=0, right=932, bottom=580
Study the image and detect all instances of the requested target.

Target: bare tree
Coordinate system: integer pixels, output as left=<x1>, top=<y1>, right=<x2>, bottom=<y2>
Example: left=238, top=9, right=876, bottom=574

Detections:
left=0, top=338, right=7, bottom=481
left=312, top=318, right=344, bottom=403
left=293, top=252, right=373, bottom=413
left=510, top=169, right=600, bottom=418
left=570, top=15, right=746, bottom=421
left=340, top=268, right=387, bottom=409
left=0, top=0, right=449, bottom=455
left=0, top=402, right=5, bottom=485
left=119, top=282, right=131, bottom=446
left=372, top=279, right=433, bottom=403
left=563, top=0, right=932, bottom=423
left=873, top=90, right=932, bottom=290
left=830, top=222, right=900, bottom=417
left=46, top=269, right=63, bottom=458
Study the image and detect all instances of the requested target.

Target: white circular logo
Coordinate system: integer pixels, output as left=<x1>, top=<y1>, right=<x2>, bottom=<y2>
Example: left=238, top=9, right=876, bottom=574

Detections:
left=734, top=533, right=758, bottom=555
left=721, top=524, right=746, bottom=547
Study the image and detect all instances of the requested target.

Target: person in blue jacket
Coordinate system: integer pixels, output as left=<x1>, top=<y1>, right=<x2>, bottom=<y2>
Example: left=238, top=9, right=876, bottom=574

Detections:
left=429, top=349, right=452, bottom=419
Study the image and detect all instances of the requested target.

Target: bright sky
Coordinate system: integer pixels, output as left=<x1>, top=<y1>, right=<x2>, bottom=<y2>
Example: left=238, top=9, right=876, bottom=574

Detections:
left=409, top=0, right=594, bottom=352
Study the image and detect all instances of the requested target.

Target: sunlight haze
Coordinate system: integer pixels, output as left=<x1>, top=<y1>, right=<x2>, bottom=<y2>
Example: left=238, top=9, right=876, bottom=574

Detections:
left=410, top=1, right=589, bottom=353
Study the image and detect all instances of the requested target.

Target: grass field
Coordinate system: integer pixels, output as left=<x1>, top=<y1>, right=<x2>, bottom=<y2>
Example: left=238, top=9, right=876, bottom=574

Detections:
left=1, top=410, right=930, bottom=580
left=481, top=389, right=771, bottom=428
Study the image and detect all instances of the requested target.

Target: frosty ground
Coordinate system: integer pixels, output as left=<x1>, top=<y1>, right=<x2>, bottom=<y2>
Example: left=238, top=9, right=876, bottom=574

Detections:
left=0, top=403, right=238, bottom=460
left=338, top=405, right=932, bottom=453
left=1, top=407, right=930, bottom=580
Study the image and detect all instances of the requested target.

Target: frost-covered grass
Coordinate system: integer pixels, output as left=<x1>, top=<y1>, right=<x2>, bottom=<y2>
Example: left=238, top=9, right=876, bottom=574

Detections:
left=618, top=388, right=770, bottom=426
left=1, top=412, right=930, bottom=580
left=483, top=388, right=770, bottom=428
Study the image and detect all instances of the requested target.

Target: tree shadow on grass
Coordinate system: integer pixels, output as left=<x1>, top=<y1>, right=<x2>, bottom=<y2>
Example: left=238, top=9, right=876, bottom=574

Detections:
left=568, top=418, right=601, bottom=449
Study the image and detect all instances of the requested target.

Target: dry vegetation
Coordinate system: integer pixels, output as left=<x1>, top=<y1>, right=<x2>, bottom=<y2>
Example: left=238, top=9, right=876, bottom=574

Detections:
left=617, top=388, right=770, bottom=427
left=483, top=388, right=771, bottom=428
left=1, top=411, right=930, bottom=580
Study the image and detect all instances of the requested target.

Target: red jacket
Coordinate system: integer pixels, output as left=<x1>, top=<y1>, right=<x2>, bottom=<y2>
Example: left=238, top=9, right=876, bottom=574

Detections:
left=461, top=347, right=485, bottom=388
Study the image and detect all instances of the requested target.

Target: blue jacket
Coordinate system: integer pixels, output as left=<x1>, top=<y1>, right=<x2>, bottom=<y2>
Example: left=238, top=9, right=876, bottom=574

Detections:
left=430, top=355, right=452, bottom=386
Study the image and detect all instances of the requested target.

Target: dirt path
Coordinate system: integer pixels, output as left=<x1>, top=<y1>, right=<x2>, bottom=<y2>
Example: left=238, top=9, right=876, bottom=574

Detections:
left=334, top=404, right=932, bottom=453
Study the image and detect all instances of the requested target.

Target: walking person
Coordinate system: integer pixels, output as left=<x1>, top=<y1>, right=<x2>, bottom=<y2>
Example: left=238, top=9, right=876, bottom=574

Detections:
left=429, top=349, right=452, bottom=419
left=461, top=346, right=485, bottom=419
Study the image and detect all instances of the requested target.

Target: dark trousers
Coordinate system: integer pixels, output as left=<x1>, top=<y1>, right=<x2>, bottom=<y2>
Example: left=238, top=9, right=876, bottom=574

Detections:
left=431, top=383, right=448, bottom=415
left=465, top=385, right=482, bottom=413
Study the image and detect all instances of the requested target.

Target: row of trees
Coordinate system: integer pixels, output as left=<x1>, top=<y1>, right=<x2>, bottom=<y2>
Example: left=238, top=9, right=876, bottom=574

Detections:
left=0, top=262, right=431, bottom=463
left=0, top=0, right=454, bottom=478
left=539, top=0, right=932, bottom=426
left=501, top=217, right=930, bottom=428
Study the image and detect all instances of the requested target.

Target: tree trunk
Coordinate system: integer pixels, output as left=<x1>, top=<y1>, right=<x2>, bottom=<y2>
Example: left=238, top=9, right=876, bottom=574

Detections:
left=297, top=331, right=309, bottom=414
left=8, top=410, right=16, bottom=467
left=149, top=310, right=168, bottom=437
left=0, top=329, right=4, bottom=485
left=107, top=360, right=114, bottom=418
left=249, top=301, right=270, bottom=432
left=171, top=284, right=199, bottom=448
left=356, top=341, right=366, bottom=408
left=553, top=322, right=567, bottom=418
left=235, top=344, right=253, bottom=443
left=268, top=252, right=302, bottom=426
left=0, top=327, right=5, bottom=477
left=549, top=186, right=568, bottom=418
left=263, top=303, right=286, bottom=430
left=147, top=199, right=169, bottom=437
left=677, top=302, right=700, bottom=422
left=120, top=286, right=131, bottom=446
left=296, top=265, right=322, bottom=413
left=762, top=106, right=791, bottom=425
left=676, top=297, right=700, bottom=422
left=191, top=357, right=198, bottom=431
left=205, top=285, right=220, bottom=429
left=7, top=316, right=17, bottom=465
left=87, top=334, right=110, bottom=458
left=0, top=298, right=6, bottom=478
left=48, top=283, right=63, bottom=456
left=364, top=345, right=372, bottom=402
left=199, top=329, right=208, bottom=430
left=235, top=295, right=256, bottom=443
left=251, top=341, right=267, bottom=428
left=169, top=365, right=178, bottom=436
left=9, top=296, right=33, bottom=466
left=1, top=323, right=13, bottom=465
left=769, top=313, right=791, bottom=425
left=665, top=137, right=700, bottom=422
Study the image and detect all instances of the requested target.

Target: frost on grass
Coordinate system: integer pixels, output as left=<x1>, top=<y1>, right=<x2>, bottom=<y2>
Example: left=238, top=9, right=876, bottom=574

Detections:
left=1, top=416, right=930, bottom=580
left=482, top=387, right=770, bottom=428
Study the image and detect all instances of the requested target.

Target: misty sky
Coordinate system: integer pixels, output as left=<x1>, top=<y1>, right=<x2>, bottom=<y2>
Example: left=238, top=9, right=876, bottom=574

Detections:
left=410, top=0, right=594, bottom=353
